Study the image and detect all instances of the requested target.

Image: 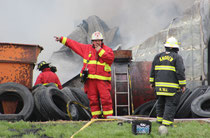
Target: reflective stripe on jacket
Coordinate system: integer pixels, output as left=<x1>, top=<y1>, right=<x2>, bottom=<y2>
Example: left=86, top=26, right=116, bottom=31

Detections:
left=150, top=51, right=186, bottom=96
left=61, top=37, right=114, bottom=81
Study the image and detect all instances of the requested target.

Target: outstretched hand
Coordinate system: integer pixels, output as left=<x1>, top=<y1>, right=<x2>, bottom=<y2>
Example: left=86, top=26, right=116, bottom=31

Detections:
left=54, top=36, right=61, bottom=42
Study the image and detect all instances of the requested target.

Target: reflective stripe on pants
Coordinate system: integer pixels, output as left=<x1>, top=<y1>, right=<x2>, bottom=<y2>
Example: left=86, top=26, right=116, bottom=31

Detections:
left=156, top=92, right=181, bottom=124
left=84, top=79, right=113, bottom=118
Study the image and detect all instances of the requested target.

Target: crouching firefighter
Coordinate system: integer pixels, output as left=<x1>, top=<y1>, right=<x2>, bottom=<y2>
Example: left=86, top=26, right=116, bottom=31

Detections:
left=34, top=61, right=63, bottom=90
left=54, top=31, right=114, bottom=119
left=150, top=37, right=186, bottom=126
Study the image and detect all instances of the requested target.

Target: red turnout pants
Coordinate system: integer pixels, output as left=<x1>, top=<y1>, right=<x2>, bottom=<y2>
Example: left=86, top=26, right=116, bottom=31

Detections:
left=84, top=79, right=113, bottom=118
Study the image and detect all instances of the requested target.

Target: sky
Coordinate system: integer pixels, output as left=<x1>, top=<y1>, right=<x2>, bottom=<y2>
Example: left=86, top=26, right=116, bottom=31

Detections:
left=0, top=0, right=195, bottom=84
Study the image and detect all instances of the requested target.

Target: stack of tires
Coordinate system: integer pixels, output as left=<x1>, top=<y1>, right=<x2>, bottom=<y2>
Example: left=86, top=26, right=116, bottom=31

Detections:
left=134, top=85, right=210, bottom=118
left=0, top=82, right=91, bottom=121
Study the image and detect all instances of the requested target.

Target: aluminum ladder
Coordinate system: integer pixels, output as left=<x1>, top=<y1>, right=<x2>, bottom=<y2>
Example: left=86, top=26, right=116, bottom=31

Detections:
left=114, top=66, right=130, bottom=116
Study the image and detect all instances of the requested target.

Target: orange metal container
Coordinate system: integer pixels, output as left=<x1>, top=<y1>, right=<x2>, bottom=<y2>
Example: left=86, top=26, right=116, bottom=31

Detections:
left=0, top=42, right=43, bottom=89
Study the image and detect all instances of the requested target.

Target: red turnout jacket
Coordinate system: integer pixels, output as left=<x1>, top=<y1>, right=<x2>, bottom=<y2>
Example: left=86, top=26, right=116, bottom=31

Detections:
left=34, top=68, right=63, bottom=89
left=60, top=37, right=114, bottom=81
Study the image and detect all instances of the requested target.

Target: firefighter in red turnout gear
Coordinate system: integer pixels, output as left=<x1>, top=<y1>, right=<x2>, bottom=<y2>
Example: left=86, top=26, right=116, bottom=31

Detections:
left=34, top=61, right=63, bottom=89
left=54, top=31, right=114, bottom=119
left=150, top=37, right=186, bottom=126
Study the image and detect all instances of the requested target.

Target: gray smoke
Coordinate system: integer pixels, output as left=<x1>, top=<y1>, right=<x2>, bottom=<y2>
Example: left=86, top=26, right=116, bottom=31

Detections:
left=0, top=0, right=195, bottom=84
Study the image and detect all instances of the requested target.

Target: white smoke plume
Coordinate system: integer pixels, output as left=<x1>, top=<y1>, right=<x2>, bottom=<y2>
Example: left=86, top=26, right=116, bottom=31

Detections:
left=0, top=0, right=195, bottom=84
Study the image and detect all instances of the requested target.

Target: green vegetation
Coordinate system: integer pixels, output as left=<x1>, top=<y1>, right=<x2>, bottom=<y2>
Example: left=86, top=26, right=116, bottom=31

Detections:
left=0, top=120, right=84, bottom=138
left=0, top=120, right=209, bottom=138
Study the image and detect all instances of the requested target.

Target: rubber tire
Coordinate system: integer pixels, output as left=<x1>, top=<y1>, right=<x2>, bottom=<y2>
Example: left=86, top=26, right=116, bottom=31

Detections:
left=61, top=87, right=78, bottom=102
left=0, top=114, right=23, bottom=121
left=0, top=82, right=34, bottom=121
left=32, top=84, right=42, bottom=91
left=67, top=101, right=91, bottom=121
left=175, top=86, right=207, bottom=118
left=133, top=100, right=157, bottom=117
left=33, top=85, right=49, bottom=120
left=63, top=87, right=91, bottom=120
left=38, top=87, right=70, bottom=120
left=68, top=103, right=79, bottom=121
left=204, top=86, right=210, bottom=94
left=191, top=92, right=210, bottom=118
left=31, top=85, right=48, bottom=121
left=69, top=87, right=89, bottom=107
left=176, top=88, right=191, bottom=112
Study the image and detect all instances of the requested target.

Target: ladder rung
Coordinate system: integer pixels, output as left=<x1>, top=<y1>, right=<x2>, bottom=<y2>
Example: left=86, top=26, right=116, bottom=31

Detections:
left=117, top=105, right=129, bottom=107
left=116, top=92, right=128, bottom=94
left=116, top=80, right=128, bottom=83
left=115, top=72, right=127, bottom=75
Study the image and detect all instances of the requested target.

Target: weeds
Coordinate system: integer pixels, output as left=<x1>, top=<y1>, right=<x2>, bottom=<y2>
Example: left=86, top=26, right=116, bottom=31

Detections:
left=0, top=120, right=209, bottom=138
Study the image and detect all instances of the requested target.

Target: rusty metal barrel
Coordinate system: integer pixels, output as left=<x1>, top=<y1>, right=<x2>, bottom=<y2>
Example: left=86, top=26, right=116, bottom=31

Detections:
left=0, top=42, right=43, bottom=89
left=0, top=42, right=42, bottom=114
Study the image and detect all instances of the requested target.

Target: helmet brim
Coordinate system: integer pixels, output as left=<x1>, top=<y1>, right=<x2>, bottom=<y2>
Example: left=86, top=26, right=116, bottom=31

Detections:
left=164, top=44, right=179, bottom=49
left=91, top=39, right=103, bottom=41
left=37, top=63, right=50, bottom=70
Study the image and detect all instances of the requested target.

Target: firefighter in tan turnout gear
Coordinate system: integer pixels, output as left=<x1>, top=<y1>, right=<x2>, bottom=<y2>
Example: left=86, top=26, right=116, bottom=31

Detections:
left=150, top=37, right=186, bottom=126
left=54, top=31, right=114, bottom=119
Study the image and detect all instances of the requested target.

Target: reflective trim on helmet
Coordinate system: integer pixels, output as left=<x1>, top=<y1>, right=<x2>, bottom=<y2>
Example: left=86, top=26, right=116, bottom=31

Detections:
left=91, top=110, right=102, bottom=116
left=62, top=37, right=67, bottom=45
left=155, top=82, right=180, bottom=88
left=155, top=65, right=176, bottom=72
left=164, top=37, right=180, bottom=48
left=98, top=49, right=105, bottom=57
left=166, top=41, right=178, bottom=45
left=38, top=63, right=44, bottom=69
left=38, top=61, right=48, bottom=70
left=103, top=110, right=113, bottom=115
